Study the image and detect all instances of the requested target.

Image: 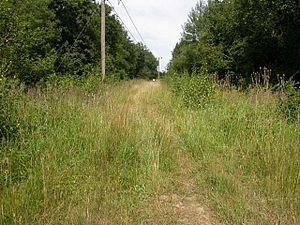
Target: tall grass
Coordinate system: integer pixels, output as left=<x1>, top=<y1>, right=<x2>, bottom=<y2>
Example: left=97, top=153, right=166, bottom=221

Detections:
left=0, top=79, right=174, bottom=224
left=161, top=76, right=300, bottom=224
left=1, top=75, right=299, bottom=224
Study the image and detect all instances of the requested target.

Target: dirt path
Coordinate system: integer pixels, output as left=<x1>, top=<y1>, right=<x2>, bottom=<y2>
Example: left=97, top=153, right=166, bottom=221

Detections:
left=124, top=81, right=215, bottom=225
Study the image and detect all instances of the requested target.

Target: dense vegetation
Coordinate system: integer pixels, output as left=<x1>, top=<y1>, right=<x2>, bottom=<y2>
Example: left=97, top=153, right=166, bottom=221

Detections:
left=163, top=79, right=300, bottom=224
left=1, top=0, right=300, bottom=224
left=1, top=79, right=165, bottom=224
left=164, top=1, right=300, bottom=223
left=1, top=78, right=299, bottom=224
left=0, top=0, right=158, bottom=84
left=169, top=0, right=300, bottom=82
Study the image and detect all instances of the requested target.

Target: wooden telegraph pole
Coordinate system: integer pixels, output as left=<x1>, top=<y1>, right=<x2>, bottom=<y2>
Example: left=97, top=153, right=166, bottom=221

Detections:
left=101, top=0, right=106, bottom=81
left=157, top=57, right=162, bottom=79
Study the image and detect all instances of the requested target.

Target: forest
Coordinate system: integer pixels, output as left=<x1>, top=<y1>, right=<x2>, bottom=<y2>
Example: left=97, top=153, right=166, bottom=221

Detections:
left=0, top=0, right=158, bottom=85
left=169, top=0, right=300, bottom=83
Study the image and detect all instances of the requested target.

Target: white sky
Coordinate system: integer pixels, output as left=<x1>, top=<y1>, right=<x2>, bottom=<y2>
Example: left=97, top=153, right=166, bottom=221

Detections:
left=106, top=0, right=201, bottom=71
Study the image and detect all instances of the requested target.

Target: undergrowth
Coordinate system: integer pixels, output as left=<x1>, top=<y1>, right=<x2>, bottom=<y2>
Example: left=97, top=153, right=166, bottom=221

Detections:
left=165, top=71, right=215, bottom=109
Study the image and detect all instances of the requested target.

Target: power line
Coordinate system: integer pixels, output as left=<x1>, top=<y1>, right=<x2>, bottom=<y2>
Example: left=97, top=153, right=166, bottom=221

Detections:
left=106, top=0, right=138, bottom=42
left=118, top=0, right=146, bottom=45
left=56, top=0, right=147, bottom=72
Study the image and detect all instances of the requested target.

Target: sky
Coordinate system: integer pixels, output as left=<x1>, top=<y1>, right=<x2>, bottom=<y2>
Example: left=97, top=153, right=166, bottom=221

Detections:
left=105, top=0, right=201, bottom=71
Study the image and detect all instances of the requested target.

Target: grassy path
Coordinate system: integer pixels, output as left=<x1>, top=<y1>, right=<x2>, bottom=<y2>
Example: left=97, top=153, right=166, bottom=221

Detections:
left=121, top=81, right=215, bottom=224
left=2, top=79, right=299, bottom=224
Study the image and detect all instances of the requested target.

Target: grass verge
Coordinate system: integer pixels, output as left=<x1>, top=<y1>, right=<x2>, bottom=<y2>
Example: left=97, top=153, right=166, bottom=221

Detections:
left=159, top=83, right=300, bottom=224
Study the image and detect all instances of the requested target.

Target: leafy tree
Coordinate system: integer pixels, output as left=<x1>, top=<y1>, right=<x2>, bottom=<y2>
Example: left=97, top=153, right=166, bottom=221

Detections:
left=1, top=0, right=59, bottom=84
left=1, top=0, right=158, bottom=84
left=169, top=0, right=300, bottom=82
left=49, top=0, right=100, bottom=75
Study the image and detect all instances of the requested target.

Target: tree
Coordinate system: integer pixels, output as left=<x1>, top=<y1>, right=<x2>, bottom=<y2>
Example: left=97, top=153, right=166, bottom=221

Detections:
left=1, top=0, right=59, bottom=84
left=169, top=0, right=300, bottom=82
left=49, top=0, right=99, bottom=75
left=0, top=0, right=158, bottom=84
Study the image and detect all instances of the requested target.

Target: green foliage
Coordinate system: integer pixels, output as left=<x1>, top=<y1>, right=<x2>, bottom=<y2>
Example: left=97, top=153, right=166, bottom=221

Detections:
left=50, top=0, right=101, bottom=75
left=0, top=80, right=174, bottom=224
left=1, top=0, right=59, bottom=84
left=1, top=78, right=299, bottom=224
left=0, top=0, right=158, bottom=85
left=166, top=89, right=300, bottom=224
left=169, top=0, right=300, bottom=82
left=280, top=85, right=300, bottom=121
left=0, top=77, right=25, bottom=140
left=49, top=0, right=158, bottom=80
left=166, top=71, right=215, bottom=109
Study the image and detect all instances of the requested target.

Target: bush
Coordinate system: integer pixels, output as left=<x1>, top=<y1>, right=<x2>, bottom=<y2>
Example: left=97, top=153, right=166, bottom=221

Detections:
left=38, top=73, right=103, bottom=93
left=278, top=80, right=300, bottom=122
left=166, top=72, right=215, bottom=109
left=38, top=74, right=78, bottom=91
left=281, top=89, right=300, bottom=121
left=0, top=77, right=25, bottom=139
left=165, top=72, right=186, bottom=95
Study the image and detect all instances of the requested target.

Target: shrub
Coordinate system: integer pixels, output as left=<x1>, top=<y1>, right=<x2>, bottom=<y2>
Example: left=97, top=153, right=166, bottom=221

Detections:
left=166, top=72, right=186, bottom=95
left=166, top=72, right=215, bottom=109
left=278, top=80, right=300, bottom=122
left=38, top=74, right=78, bottom=91
left=281, top=89, right=300, bottom=121
left=0, top=77, right=25, bottom=139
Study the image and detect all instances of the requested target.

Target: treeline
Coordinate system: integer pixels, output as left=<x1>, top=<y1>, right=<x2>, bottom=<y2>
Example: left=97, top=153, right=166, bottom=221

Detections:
left=169, top=0, right=300, bottom=83
left=0, top=0, right=158, bottom=85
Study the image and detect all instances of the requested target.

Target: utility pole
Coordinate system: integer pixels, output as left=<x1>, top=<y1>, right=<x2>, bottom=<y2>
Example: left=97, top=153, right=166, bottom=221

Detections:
left=157, top=57, right=162, bottom=79
left=101, top=0, right=106, bottom=81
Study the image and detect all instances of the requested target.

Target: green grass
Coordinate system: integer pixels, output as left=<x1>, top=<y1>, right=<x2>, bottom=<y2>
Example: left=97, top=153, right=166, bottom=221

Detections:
left=0, top=80, right=174, bottom=224
left=1, top=78, right=299, bottom=224
left=157, top=86, right=300, bottom=224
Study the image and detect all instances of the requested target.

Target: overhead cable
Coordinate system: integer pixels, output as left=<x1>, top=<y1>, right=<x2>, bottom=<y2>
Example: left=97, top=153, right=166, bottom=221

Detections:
left=107, top=0, right=138, bottom=42
left=119, top=0, right=146, bottom=45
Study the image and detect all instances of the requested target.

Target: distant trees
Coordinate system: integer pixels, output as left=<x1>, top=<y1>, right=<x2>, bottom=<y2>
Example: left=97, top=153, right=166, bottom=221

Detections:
left=169, top=0, right=300, bottom=82
left=0, top=0, right=158, bottom=84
